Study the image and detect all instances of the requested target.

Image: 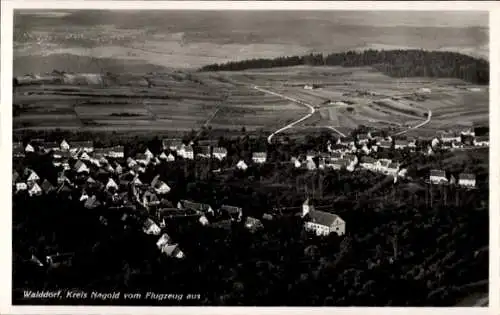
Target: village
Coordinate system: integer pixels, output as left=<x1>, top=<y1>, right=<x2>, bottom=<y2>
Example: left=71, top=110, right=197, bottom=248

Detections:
left=12, top=127, right=488, bottom=268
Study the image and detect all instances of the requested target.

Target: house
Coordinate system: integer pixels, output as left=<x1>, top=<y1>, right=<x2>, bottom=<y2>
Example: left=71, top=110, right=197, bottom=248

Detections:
left=166, top=153, right=176, bottom=162
left=330, top=159, right=349, bottom=170
left=461, top=129, right=475, bottom=137
left=70, top=141, right=94, bottom=153
left=440, top=132, right=461, bottom=143
left=74, top=160, right=90, bottom=173
left=28, top=182, right=42, bottom=197
left=79, top=151, right=91, bottom=161
left=12, top=171, right=19, bottom=185
left=13, top=142, right=25, bottom=158
left=212, top=147, right=228, bottom=160
left=142, top=190, right=160, bottom=207
left=304, top=84, right=319, bottom=90
left=430, top=169, right=448, bottom=184
left=127, top=157, right=137, bottom=168
left=378, top=140, right=393, bottom=149
left=114, top=163, right=123, bottom=174
left=431, top=137, right=440, bottom=148
left=162, top=139, right=183, bottom=152
left=306, top=159, right=317, bottom=170
left=220, top=205, right=243, bottom=222
left=375, top=159, right=392, bottom=174
left=292, top=157, right=302, bottom=168
left=151, top=175, right=171, bottom=194
left=394, top=140, right=410, bottom=150
left=15, top=182, right=28, bottom=193
left=236, top=160, right=248, bottom=170
left=199, top=215, right=210, bottom=226
left=144, top=148, right=154, bottom=160
left=449, top=175, right=457, bottom=185
left=135, top=153, right=150, bottom=166
left=474, top=136, right=489, bottom=147
left=360, top=157, right=377, bottom=171
left=60, top=139, right=70, bottom=151
left=105, top=178, right=119, bottom=191
left=306, top=151, right=318, bottom=161
left=386, top=163, right=400, bottom=176
left=178, top=200, right=214, bottom=214
left=84, top=195, right=101, bottom=209
left=337, top=136, right=355, bottom=147
left=183, top=145, right=194, bottom=160
left=40, top=179, right=55, bottom=194
left=304, top=209, right=346, bottom=237
left=357, top=133, right=370, bottom=145
left=459, top=173, right=476, bottom=188
left=45, top=252, right=74, bottom=268
left=107, top=146, right=124, bottom=158
left=25, top=143, right=35, bottom=153
left=159, top=152, right=168, bottom=160
left=361, top=144, right=371, bottom=155
left=262, top=213, right=274, bottom=221
left=161, top=243, right=185, bottom=259
left=196, top=145, right=211, bottom=158
left=244, top=216, right=263, bottom=231
left=252, top=152, right=267, bottom=164
left=143, top=218, right=161, bottom=235
left=156, top=233, right=171, bottom=250
left=26, top=170, right=40, bottom=183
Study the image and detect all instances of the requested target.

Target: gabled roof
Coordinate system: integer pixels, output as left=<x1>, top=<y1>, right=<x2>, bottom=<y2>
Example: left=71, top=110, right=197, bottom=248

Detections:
left=307, top=210, right=341, bottom=227
left=360, top=156, right=376, bottom=164
left=180, top=200, right=212, bottom=212
left=196, top=146, right=211, bottom=155
left=430, top=169, right=446, bottom=177
left=252, top=152, right=267, bottom=158
left=213, top=147, right=227, bottom=154
left=459, top=173, right=476, bottom=180
left=84, top=195, right=101, bottom=209
left=40, top=179, right=55, bottom=193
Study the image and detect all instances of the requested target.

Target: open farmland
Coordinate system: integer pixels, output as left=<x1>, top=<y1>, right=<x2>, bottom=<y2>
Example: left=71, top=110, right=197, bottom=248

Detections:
left=13, top=65, right=488, bottom=137
left=13, top=71, right=307, bottom=134
left=214, top=66, right=488, bottom=137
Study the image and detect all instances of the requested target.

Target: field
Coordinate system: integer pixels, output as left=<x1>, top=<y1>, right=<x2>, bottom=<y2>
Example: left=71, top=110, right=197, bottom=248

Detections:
left=13, top=66, right=489, bottom=138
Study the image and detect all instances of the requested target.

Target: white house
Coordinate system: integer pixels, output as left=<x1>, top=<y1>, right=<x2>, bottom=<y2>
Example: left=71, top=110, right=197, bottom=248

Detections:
left=60, top=139, right=70, bottom=151
left=360, top=157, right=377, bottom=171
left=159, top=152, right=168, bottom=160
left=236, top=160, right=248, bottom=170
left=431, top=138, right=440, bottom=148
left=161, top=243, right=185, bottom=259
left=375, top=159, right=392, bottom=174
left=151, top=175, right=171, bottom=194
left=430, top=169, right=448, bottom=184
left=474, top=136, right=489, bottom=147
left=386, top=163, right=400, bottom=176
left=143, top=218, right=161, bottom=235
left=144, top=148, right=154, bottom=160
left=28, top=182, right=43, bottom=197
left=440, top=132, right=461, bottom=143
left=458, top=173, right=476, bottom=188
left=212, top=147, right=228, bottom=160
left=74, top=160, right=90, bottom=173
left=304, top=209, right=346, bottom=237
left=25, top=143, right=35, bottom=153
left=27, top=170, right=40, bottom=182
left=252, top=152, right=267, bottom=164
left=156, top=233, right=171, bottom=250
left=105, top=178, right=119, bottom=191
left=166, top=153, right=176, bottom=162
left=16, top=182, right=28, bottom=193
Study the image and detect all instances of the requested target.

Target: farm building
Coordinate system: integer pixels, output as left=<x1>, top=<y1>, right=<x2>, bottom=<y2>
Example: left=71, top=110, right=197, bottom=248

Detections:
left=459, top=173, right=476, bottom=188
left=304, top=84, right=319, bottom=90
left=430, top=170, right=448, bottom=184
left=252, top=152, right=267, bottom=164
left=70, top=141, right=94, bottom=153
left=212, top=147, right=228, bottom=160
left=13, top=142, right=25, bottom=158
left=60, top=139, right=70, bottom=151
left=196, top=145, right=212, bottom=158
left=220, top=205, right=243, bottom=222
left=360, top=157, right=377, bottom=171
left=302, top=200, right=346, bottom=237
left=143, top=218, right=161, bottom=235
left=236, top=160, right=248, bottom=170
left=474, top=136, right=489, bottom=147
left=386, top=163, right=400, bottom=176
left=162, top=139, right=183, bottom=151
left=107, top=146, right=125, bottom=158
left=244, top=216, right=264, bottom=232
left=178, top=200, right=214, bottom=214
left=439, top=132, right=461, bottom=143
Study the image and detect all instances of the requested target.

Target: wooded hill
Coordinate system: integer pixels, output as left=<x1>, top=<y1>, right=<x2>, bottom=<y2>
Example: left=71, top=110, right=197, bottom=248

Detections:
left=199, top=50, right=489, bottom=85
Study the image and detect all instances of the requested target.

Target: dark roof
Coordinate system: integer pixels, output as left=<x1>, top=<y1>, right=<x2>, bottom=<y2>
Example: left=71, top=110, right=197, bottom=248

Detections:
left=360, top=157, right=376, bottom=164
left=388, top=163, right=399, bottom=169
left=181, top=200, right=212, bottom=212
left=307, top=210, right=340, bottom=226
left=220, top=205, right=242, bottom=213
left=196, top=146, right=211, bottom=155
left=40, top=179, right=55, bottom=193
left=430, top=169, right=446, bottom=177
left=476, top=135, right=489, bottom=141
left=459, top=173, right=476, bottom=180
left=213, top=147, right=227, bottom=154
left=162, top=139, right=183, bottom=146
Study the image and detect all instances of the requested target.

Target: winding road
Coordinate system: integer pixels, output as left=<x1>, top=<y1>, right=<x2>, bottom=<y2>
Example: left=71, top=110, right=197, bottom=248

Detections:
left=251, top=83, right=432, bottom=143
left=393, top=109, right=433, bottom=136
left=253, top=86, right=345, bottom=144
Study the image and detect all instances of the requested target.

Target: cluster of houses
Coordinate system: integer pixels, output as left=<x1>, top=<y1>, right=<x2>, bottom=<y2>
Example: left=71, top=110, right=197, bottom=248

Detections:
left=428, top=169, right=477, bottom=188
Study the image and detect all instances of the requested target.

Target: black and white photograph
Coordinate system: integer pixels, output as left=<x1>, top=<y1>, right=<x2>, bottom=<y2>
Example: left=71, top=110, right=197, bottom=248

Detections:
left=2, top=1, right=497, bottom=312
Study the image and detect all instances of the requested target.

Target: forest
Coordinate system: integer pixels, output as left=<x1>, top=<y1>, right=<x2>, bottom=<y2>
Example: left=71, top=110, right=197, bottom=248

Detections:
left=199, top=49, right=489, bottom=85
left=12, top=130, right=489, bottom=306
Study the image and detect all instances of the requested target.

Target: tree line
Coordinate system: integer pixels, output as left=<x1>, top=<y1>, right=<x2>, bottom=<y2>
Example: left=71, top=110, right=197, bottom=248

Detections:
left=199, top=49, right=489, bottom=85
